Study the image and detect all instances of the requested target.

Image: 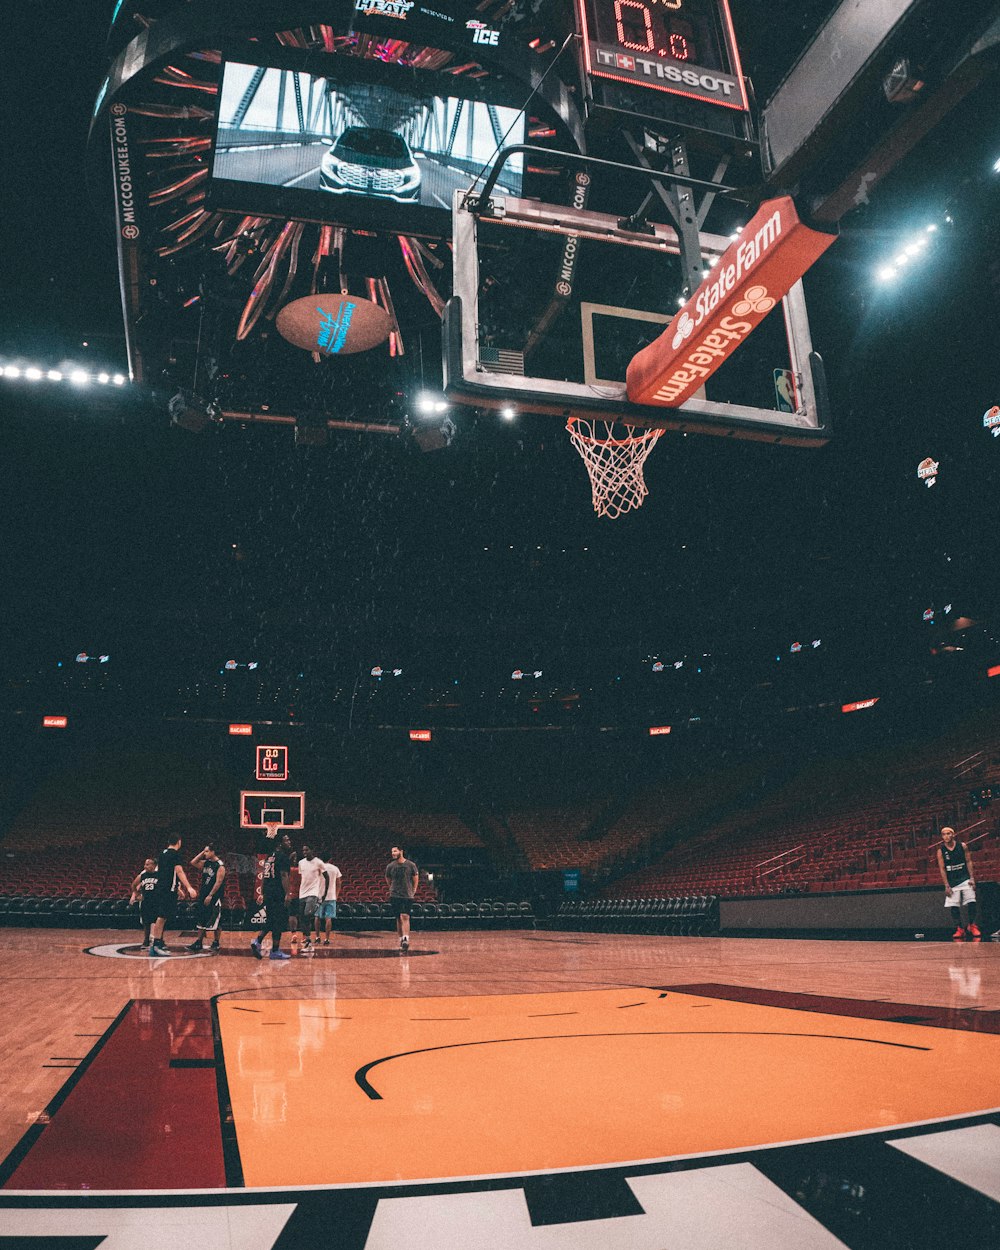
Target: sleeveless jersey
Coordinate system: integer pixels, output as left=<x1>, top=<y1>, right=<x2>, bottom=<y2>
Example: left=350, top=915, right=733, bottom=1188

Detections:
left=198, top=858, right=222, bottom=904
left=138, top=870, right=158, bottom=899
left=942, top=842, right=970, bottom=886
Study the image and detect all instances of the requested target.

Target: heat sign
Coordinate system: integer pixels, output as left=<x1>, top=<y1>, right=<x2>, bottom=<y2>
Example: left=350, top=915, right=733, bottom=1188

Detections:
left=627, top=197, right=836, bottom=408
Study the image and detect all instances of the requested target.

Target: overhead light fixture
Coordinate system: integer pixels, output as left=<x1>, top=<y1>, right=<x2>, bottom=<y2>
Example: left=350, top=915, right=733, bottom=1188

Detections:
left=416, top=392, right=448, bottom=416
left=69, top=369, right=89, bottom=385
left=500, top=407, right=516, bottom=421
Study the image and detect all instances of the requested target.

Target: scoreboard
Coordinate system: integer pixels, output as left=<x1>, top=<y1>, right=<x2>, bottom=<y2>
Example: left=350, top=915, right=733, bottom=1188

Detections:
left=576, top=0, right=748, bottom=112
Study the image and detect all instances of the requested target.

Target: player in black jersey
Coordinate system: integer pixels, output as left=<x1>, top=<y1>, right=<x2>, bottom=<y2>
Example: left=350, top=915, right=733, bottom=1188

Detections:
left=149, top=834, right=198, bottom=957
left=187, top=845, right=226, bottom=952
left=129, top=858, right=159, bottom=948
left=936, top=826, right=981, bottom=940
left=250, top=831, right=293, bottom=961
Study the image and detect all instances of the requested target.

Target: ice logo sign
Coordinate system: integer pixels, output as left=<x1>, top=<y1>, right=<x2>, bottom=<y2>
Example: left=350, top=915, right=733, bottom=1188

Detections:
left=983, top=405, right=1000, bottom=437
left=316, top=302, right=356, bottom=355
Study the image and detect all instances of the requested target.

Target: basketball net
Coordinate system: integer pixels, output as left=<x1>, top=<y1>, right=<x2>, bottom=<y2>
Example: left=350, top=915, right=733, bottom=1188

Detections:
left=566, top=417, right=663, bottom=519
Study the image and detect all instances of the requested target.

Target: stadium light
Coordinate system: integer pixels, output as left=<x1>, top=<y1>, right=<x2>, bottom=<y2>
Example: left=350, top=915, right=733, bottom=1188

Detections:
left=416, top=392, right=448, bottom=416
left=69, top=370, right=90, bottom=385
left=501, top=407, right=516, bottom=421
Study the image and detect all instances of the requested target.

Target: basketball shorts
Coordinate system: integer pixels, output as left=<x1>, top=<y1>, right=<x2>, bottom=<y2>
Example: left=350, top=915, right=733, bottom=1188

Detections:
left=944, top=880, right=976, bottom=907
left=390, top=896, right=413, bottom=918
left=298, top=895, right=320, bottom=921
left=149, top=891, right=176, bottom=924
left=263, top=893, right=288, bottom=929
left=197, top=898, right=222, bottom=930
left=318, top=900, right=337, bottom=920
left=139, top=903, right=158, bottom=928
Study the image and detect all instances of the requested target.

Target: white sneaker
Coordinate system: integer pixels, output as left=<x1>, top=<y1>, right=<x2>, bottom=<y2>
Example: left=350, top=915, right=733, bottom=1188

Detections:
left=400, top=936, right=409, bottom=950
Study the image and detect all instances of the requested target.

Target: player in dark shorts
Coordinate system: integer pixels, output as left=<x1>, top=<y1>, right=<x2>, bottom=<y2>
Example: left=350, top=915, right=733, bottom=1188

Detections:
left=250, top=832, right=293, bottom=961
left=129, top=858, right=158, bottom=948
left=149, top=834, right=198, bottom=957
left=187, top=844, right=226, bottom=952
left=385, top=845, right=419, bottom=952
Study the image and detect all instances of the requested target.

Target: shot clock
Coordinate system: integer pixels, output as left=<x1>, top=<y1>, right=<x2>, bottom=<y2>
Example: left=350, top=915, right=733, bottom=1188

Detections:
left=576, top=0, right=748, bottom=111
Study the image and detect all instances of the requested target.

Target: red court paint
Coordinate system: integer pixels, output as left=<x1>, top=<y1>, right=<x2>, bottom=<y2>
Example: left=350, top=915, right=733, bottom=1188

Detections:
left=5, top=1000, right=226, bottom=1190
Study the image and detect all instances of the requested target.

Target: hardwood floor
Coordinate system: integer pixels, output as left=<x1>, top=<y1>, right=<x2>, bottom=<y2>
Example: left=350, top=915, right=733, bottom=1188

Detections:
left=2, top=925, right=997, bottom=1175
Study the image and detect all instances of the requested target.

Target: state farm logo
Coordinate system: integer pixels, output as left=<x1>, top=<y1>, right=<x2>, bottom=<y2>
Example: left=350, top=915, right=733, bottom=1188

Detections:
left=671, top=311, right=695, bottom=351
left=732, top=284, right=775, bottom=316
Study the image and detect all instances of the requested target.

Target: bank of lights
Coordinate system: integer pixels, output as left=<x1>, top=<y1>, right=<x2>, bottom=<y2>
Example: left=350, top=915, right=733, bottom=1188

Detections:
left=416, top=392, right=448, bottom=415
left=2, top=362, right=126, bottom=386
left=876, top=224, right=938, bottom=282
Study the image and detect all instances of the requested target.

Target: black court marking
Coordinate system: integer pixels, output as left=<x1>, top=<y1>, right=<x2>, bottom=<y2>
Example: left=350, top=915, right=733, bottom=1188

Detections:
left=300, top=1015, right=354, bottom=1020
left=232, top=1007, right=261, bottom=1013
left=0, top=1001, right=133, bottom=1188
left=0, top=1238, right=106, bottom=1249
left=169, top=1058, right=217, bottom=1069
left=527, top=1012, right=579, bottom=1017
left=355, top=1030, right=931, bottom=1099
left=523, top=1170, right=645, bottom=1226
left=410, top=1017, right=471, bottom=1022
left=616, top=1002, right=646, bottom=1009
left=209, top=995, right=245, bottom=1189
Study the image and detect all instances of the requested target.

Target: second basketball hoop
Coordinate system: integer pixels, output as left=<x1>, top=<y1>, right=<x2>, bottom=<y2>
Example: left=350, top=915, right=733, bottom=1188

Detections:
left=566, top=417, right=663, bottom=519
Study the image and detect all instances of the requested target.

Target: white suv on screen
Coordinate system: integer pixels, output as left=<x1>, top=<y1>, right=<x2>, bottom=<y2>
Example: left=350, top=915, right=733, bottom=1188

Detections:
left=320, top=127, right=421, bottom=202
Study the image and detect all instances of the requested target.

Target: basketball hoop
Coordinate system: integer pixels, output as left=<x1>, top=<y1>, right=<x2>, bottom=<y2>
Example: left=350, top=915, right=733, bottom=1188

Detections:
left=262, top=822, right=281, bottom=842
left=566, top=417, right=663, bottom=519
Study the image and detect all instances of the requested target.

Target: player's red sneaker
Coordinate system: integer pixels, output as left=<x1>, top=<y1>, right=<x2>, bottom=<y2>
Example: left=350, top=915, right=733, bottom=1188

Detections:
left=968, top=923, right=981, bottom=938
left=952, top=927, right=966, bottom=939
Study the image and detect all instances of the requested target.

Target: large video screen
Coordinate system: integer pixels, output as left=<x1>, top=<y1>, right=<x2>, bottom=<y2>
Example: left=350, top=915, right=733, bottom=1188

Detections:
left=211, top=61, right=525, bottom=229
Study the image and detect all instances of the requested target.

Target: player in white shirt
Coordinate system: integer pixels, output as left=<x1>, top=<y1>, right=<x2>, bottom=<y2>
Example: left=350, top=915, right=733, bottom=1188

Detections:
left=317, top=856, right=343, bottom=946
left=294, top=846, right=327, bottom=953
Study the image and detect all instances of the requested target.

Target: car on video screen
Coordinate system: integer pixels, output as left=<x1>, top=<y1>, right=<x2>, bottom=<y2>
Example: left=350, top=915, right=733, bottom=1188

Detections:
left=320, top=127, right=421, bottom=201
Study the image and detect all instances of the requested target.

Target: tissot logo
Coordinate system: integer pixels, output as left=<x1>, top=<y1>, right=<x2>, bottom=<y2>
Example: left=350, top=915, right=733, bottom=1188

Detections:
left=355, top=0, right=414, bottom=17
left=593, top=45, right=738, bottom=101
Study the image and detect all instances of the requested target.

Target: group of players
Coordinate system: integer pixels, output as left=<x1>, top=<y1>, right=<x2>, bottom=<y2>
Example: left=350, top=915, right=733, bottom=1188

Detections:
left=130, top=831, right=419, bottom=958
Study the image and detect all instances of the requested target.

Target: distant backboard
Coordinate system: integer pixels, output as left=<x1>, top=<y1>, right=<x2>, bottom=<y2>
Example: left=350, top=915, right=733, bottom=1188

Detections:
left=240, top=791, right=305, bottom=830
left=444, top=192, right=830, bottom=445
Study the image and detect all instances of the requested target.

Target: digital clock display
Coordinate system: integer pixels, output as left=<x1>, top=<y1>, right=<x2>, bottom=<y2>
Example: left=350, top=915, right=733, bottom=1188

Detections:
left=577, top=0, right=748, bottom=111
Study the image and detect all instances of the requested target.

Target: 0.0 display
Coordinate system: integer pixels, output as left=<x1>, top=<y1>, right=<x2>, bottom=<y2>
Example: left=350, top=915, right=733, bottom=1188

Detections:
left=211, top=62, right=525, bottom=231
left=576, top=0, right=748, bottom=110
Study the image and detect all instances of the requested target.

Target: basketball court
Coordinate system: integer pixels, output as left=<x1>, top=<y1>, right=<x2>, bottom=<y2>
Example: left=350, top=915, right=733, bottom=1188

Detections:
left=2, top=927, right=999, bottom=1247
left=4, top=0, right=1000, bottom=1245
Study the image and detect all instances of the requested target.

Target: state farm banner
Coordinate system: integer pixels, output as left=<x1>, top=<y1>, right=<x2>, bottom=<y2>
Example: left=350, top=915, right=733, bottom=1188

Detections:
left=627, top=197, right=836, bottom=409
